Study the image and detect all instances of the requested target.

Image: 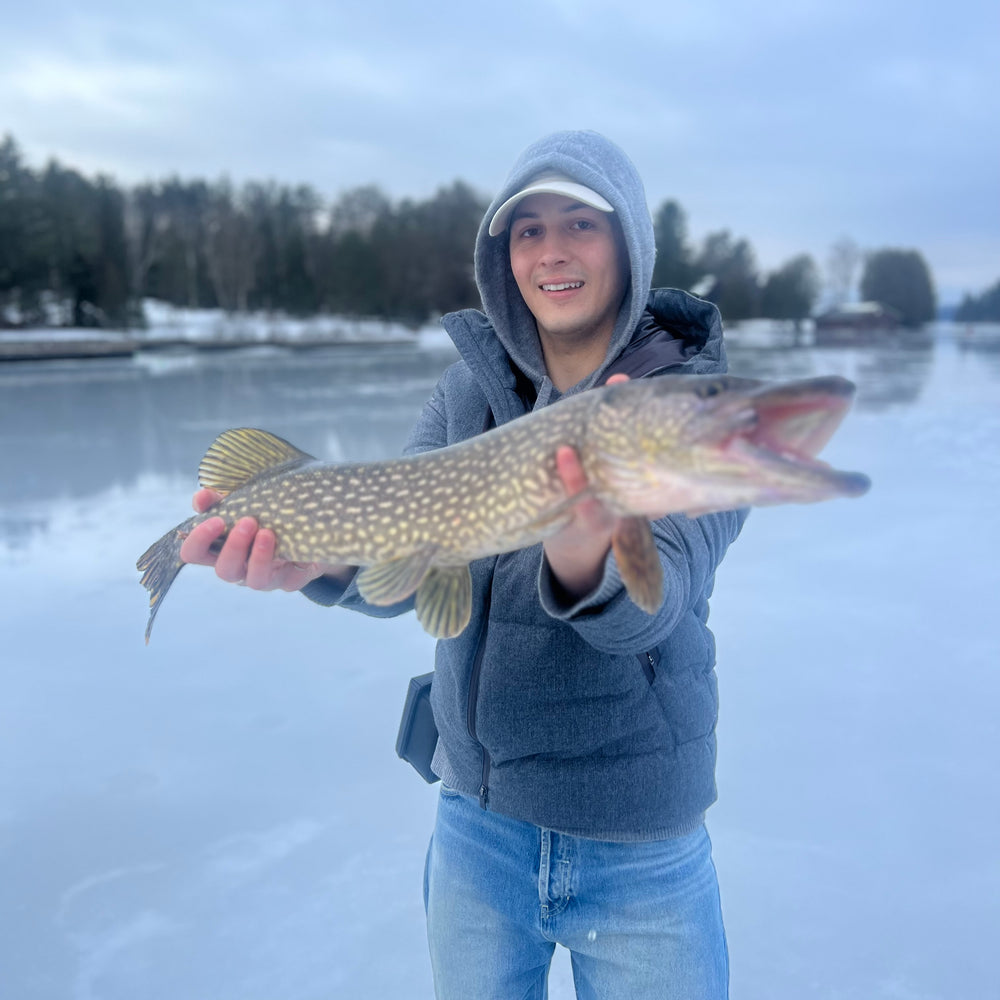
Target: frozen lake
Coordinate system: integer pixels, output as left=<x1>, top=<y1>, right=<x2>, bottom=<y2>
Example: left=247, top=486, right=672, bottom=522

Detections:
left=1, top=325, right=998, bottom=999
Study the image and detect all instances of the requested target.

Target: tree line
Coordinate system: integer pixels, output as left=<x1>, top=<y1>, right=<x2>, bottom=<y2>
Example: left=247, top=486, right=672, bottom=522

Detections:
left=955, top=279, right=1000, bottom=322
left=0, top=133, right=961, bottom=330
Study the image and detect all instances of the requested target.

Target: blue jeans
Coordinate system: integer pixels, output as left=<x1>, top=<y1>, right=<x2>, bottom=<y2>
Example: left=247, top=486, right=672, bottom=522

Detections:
left=424, top=784, right=729, bottom=1000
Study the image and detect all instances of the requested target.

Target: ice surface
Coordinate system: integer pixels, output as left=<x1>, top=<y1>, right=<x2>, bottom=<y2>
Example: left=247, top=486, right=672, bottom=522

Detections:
left=1, top=324, right=997, bottom=999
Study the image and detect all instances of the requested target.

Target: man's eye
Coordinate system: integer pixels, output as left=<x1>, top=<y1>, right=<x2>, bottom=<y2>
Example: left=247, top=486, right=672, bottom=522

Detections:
left=515, top=225, right=541, bottom=239
left=572, top=219, right=596, bottom=231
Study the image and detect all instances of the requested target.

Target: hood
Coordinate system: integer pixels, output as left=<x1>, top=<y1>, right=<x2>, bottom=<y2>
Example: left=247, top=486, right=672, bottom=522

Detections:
left=474, top=130, right=656, bottom=399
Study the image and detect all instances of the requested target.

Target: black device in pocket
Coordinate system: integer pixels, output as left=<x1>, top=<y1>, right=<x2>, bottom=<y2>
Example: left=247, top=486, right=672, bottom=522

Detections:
left=395, top=672, right=440, bottom=783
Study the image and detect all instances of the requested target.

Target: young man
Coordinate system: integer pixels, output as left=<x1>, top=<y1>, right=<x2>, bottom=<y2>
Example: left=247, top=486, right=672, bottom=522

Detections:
left=182, top=131, right=744, bottom=999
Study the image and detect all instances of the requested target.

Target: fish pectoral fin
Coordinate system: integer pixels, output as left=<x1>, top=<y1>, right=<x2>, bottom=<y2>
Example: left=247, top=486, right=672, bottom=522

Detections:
left=356, top=549, right=436, bottom=606
left=611, top=516, right=663, bottom=615
left=198, top=428, right=316, bottom=493
left=415, top=566, right=473, bottom=639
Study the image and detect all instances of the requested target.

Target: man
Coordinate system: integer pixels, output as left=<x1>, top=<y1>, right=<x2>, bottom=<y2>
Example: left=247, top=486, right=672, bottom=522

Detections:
left=182, top=130, right=744, bottom=999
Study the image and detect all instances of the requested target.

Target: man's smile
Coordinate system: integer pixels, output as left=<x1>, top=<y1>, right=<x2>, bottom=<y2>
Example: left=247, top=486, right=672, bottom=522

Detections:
left=540, top=281, right=585, bottom=292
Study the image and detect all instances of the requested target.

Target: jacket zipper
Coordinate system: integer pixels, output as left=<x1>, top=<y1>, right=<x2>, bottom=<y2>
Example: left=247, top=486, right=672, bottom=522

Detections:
left=468, top=559, right=496, bottom=809
left=466, top=404, right=499, bottom=810
left=638, top=650, right=658, bottom=684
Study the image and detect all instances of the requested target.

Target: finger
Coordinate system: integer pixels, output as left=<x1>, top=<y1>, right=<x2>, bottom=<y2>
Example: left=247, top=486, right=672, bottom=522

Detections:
left=555, top=445, right=588, bottom=498
left=193, top=488, right=225, bottom=513
left=214, top=517, right=258, bottom=583
left=606, top=373, right=630, bottom=385
left=244, top=527, right=279, bottom=590
left=179, top=517, right=227, bottom=565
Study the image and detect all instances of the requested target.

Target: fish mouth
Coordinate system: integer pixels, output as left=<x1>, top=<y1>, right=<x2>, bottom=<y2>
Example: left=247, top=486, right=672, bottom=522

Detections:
left=716, top=376, right=870, bottom=496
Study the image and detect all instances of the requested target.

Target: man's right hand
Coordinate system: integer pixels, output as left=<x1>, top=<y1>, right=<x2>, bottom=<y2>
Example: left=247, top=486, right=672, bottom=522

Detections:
left=180, top=489, right=331, bottom=592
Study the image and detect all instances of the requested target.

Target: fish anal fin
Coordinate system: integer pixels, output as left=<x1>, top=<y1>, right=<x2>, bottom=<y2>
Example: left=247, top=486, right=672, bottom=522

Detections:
left=612, top=516, right=663, bottom=614
left=416, top=566, right=473, bottom=639
left=198, top=428, right=316, bottom=494
left=356, top=549, right=435, bottom=606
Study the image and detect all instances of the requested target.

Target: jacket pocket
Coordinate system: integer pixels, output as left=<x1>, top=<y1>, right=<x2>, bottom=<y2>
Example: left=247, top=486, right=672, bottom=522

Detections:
left=637, top=648, right=661, bottom=685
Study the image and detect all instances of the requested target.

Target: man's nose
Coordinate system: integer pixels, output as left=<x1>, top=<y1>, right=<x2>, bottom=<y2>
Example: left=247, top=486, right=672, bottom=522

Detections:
left=537, top=233, right=569, bottom=266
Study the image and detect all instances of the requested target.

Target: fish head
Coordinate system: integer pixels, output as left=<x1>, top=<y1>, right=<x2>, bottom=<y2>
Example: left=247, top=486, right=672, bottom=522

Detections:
left=590, top=374, right=871, bottom=517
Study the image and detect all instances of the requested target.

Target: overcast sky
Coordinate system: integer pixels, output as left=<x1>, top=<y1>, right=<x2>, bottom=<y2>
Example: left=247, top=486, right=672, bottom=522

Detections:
left=2, top=0, right=997, bottom=304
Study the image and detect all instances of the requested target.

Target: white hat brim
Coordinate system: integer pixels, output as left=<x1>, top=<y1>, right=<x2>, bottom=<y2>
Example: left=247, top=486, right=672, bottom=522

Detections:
left=488, top=175, right=614, bottom=237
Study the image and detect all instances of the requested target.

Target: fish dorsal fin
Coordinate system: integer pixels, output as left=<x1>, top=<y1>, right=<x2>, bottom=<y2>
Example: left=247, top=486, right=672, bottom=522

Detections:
left=198, top=428, right=316, bottom=495
left=611, top=516, right=663, bottom=614
left=416, top=566, right=473, bottom=639
left=356, top=549, right=436, bottom=607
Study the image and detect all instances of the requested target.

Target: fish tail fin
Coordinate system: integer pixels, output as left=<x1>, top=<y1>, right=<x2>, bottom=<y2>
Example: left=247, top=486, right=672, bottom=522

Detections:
left=137, top=517, right=194, bottom=644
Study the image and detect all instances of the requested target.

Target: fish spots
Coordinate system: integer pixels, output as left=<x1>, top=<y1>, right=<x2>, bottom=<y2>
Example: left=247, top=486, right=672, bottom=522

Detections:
left=197, top=387, right=605, bottom=572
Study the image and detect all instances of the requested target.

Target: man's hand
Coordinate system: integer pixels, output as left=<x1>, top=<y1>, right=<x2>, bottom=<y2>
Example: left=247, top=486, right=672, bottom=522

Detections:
left=542, top=373, right=629, bottom=602
left=543, top=446, right=621, bottom=601
left=180, top=488, right=333, bottom=592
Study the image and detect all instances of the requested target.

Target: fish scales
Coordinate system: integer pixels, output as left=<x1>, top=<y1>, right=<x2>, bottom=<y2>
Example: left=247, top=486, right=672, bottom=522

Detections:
left=226, top=396, right=594, bottom=566
left=138, top=374, right=870, bottom=641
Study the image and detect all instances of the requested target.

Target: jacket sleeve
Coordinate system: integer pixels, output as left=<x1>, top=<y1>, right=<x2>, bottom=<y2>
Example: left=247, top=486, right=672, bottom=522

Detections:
left=299, top=377, right=451, bottom=614
left=537, top=507, right=747, bottom=653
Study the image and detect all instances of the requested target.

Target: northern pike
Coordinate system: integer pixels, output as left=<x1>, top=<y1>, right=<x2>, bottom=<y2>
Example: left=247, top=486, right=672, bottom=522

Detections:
left=138, top=374, right=870, bottom=642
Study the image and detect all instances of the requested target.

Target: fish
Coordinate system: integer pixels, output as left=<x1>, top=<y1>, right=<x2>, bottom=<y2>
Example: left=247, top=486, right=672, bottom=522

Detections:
left=137, top=373, right=870, bottom=642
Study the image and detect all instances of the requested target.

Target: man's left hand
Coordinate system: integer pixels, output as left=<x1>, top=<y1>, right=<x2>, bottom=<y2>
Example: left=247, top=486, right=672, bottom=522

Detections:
left=542, top=374, right=628, bottom=601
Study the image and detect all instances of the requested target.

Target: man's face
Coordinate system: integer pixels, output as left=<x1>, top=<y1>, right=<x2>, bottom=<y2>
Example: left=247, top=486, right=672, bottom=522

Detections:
left=507, top=193, right=628, bottom=348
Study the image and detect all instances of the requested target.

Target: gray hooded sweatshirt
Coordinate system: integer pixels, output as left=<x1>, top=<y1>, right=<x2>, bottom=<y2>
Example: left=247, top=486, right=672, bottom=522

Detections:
left=306, top=130, right=746, bottom=841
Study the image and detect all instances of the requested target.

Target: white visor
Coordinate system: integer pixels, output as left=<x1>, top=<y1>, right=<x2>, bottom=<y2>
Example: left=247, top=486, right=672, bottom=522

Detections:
left=488, top=173, right=614, bottom=237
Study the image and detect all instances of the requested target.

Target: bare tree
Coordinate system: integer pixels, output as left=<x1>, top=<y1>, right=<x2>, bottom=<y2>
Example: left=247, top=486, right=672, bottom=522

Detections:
left=204, top=180, right=259, bottom=312
left=123, top=184, right=169, bottom=314
left=826, top=236, right=861, bottom=306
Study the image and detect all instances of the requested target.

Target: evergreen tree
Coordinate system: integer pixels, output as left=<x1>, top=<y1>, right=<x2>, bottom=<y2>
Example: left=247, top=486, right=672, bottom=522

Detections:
left=0, top=135, right=52, bottom=322
left=153, top=178, right=210, bottom=308
left=761, top=254, right=820, bottom=321
left=416, top=180, right=485, bottom=316
left=328, top=184, right=390, bottom=238
left=39, top=160, right=103, bottom=325
left=651, top=200, right=699, bottom=291
left=245, top=181, right=324, bottom=314
left=317, top=185, right=393, bottom=316
left=860, top=248, right=936, bottom=326
left=955, top=279, right=1000, bottom=322
left=92, top=177, right=130, bottom=326
left=696, top=230, right=760, bottom=322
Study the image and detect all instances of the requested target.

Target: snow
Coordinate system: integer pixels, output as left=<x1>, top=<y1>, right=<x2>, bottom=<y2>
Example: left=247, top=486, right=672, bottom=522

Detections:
left=136, top=299, right=435, bottom=346
left=0, top=322, right=997, bottom=998
left=1, top=298, right=441, bottom=350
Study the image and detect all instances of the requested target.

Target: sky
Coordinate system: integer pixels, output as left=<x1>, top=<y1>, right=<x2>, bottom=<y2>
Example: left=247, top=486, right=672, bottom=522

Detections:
left=2, top=0, right=998, bottom=305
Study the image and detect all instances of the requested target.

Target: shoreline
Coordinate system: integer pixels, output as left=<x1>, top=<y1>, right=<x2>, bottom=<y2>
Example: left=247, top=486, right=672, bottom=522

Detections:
left=0, top=301, right=437, bottom=362
left=0, top=331, right=421, bottom=363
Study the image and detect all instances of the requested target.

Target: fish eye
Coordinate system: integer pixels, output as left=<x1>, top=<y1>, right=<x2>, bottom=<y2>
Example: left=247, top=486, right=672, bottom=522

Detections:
left=697, top=380, right=724, bottom=399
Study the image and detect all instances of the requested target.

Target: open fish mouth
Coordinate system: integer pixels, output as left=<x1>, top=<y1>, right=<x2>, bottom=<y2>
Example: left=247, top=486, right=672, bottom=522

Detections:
left=715, top=376, right=871, bottom=496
